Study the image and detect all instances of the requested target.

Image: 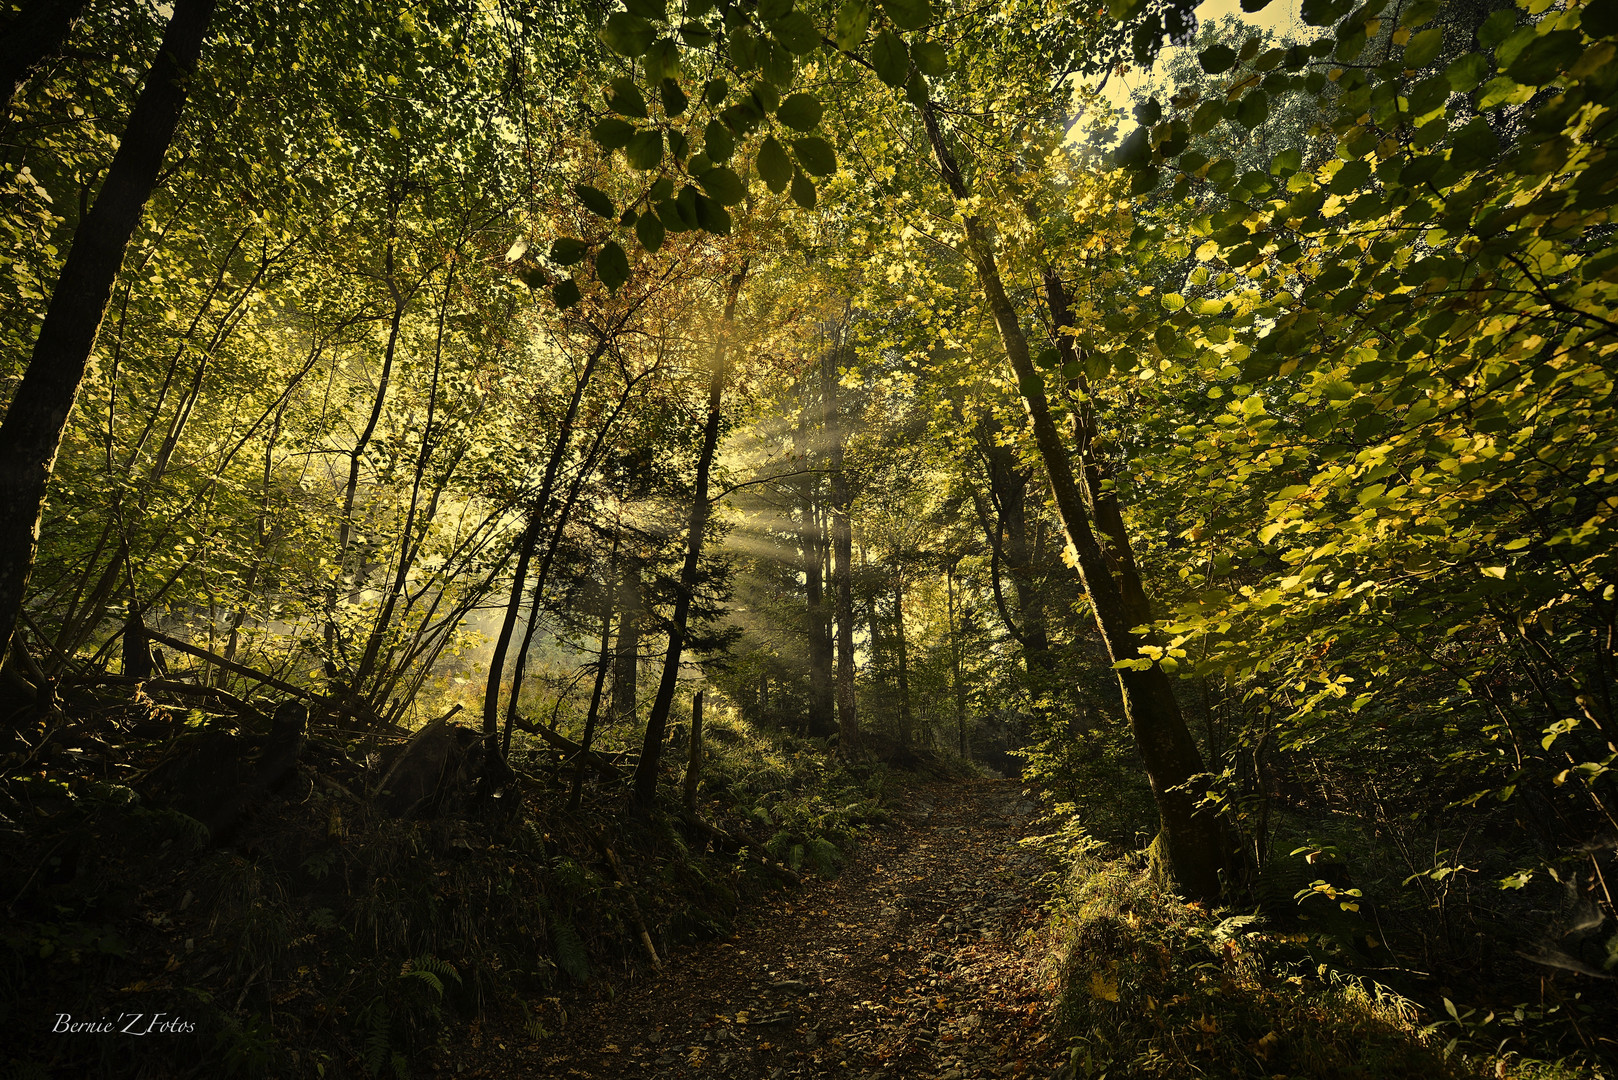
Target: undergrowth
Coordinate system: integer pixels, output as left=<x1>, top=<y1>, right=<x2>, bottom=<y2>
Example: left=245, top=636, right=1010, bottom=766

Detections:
left=1035, top=821, right=1609, bottom=1080
left=1, top=699, right=884, bottom=1078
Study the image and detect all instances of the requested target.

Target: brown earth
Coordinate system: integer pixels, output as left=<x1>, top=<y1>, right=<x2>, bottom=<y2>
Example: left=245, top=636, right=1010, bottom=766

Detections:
left=455, top=778, right=1070, bottom=1080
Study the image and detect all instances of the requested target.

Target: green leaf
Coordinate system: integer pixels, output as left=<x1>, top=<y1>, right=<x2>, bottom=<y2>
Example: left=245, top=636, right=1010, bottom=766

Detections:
left=912, top=40, right=947, bottom=76
left=872, top=27, right=909, bottom=87
left=880, top=0, right=932, bottom=31
left=625, top=128, right=664, bottom=170
left=1451, top=117, right=1498, bottom=167
left=1400, top=0, right=1438, bottom=27
left=1114, top=126, right=1150, bottom=169
left=835, top=0, right=872, bottom=51
left=608, top=76, right=649, bottom=117
left=635, top=210, right=665, bottom=253
left=1477, top=9, right=1516, bottom=48
left=1505, top=30, right=1581, bottom=86
left=553, top=277, right=581, bottom=309
left=596, top=240, right=630, bottom=292
left=551, top=238, right=588, bottom=265
left=1300, top=0, right=1350, bottom=26
left=1240, top=0, right=1271, bottom=10
left=758, top=135, right=793, bottom=193
left=761, top=38, right=796, bottom=85
left=601, top=12, right=657, bottom=56
left=698, top=165, right=747, bottom=204
left=1585, top=2, right=1618, bottom=37
left=1198, top=44, right=1236, bottom=74
left=770, top=10, right=821, bottom=54
left=728, top=24, right=760, bottom=69
left=622, top=0, right=664, bottom=19
left=679, top=21, right=714, bottom=46
left=694, top=192, right=732, bottom=234
left=1190, top=100, right=1224, bottom=134
left=705, top=119, right=735, bottom=161
left=1446, top=53, right=1488, bottom=92
left=1272, top=146, right=1302, bottom=174
left=792, top=136, right=836, bottom=176
left=904, top=69, right=929, bottom=106
left=644, top=36, right=680, bottom=83
left=574, top=184, right=615, bottom=218
left=687, top=152, right=713, bottom=175
left=777, top=92, right=824, bottom=130
left=1403, top=27, right=1443, bottom=68
left=750, top=80, right=781, bottom=114
left=759, top=0, right=793, bottom=19
left=660, top=79, right=689, bottom=117
left=590, top=117, right=635, bottom=150
left=703, top=78, right=729, bottom=106
left=790, top=168, right=817, bottom=209
left=1235, top=90, right=1269, bottom=129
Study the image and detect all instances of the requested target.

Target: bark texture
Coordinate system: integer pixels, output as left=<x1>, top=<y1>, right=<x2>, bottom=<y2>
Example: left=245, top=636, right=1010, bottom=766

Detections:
left=917, top=98, right=1225, bottom=902
left=0, top=0, right=219, bottom=653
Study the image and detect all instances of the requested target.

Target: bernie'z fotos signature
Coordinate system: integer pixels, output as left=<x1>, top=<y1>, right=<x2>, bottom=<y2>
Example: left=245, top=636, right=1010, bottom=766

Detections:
left=53, top=1013, right=196, bottom=1036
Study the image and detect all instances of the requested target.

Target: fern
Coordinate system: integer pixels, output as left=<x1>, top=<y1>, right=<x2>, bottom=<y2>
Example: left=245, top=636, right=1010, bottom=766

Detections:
left=551, top=918, right=590, bottom=984
left=400, top=968, right=444, bottom=997
left=806, top=837, right=843, bottom=878
left=403, top=953, right=461, bottom=992
left=360, top=996, right=390, bottom=1078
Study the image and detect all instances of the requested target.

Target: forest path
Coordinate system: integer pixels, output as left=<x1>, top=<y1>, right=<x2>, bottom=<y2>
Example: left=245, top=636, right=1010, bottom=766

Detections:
left=503, top=779, right=1068, bottom=1080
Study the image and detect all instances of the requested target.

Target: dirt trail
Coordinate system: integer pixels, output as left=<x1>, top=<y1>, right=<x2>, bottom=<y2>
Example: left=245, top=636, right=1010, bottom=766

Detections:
left=497, top=779, right=1068, bottom=1080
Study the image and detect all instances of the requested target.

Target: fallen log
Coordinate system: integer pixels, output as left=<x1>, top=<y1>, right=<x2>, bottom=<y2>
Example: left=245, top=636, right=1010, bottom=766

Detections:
left=681, top=812, right=801, bottom=885
left=145, top=632, right=311, bottom=700
left=511, top=715, right=626, bottom=781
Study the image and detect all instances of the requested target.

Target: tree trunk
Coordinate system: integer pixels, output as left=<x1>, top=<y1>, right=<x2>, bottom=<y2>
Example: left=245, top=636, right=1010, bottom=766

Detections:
left=684, top=689, right=704, bottom=813
left=917, top=97, right=1225, bottom=902
left=569, top=551, right=616, bottom=813
left=795, top=376, right=834, bottom=737
left=480, top=334, right=611, bottom=780
left=610, top=554, right=642, bottom=723
left=948, top=564, right=967, bottom=758
left=0, top=0, right=90, bottom=115
left=0, top=0, right=218, bottom=653
left=632, top=262, right=748, bottom=807
left=893, top=573, right=911, bottom=747
left=973, top=416, right=1055, bottom=670
left=825, top=346, right=858, bottom=752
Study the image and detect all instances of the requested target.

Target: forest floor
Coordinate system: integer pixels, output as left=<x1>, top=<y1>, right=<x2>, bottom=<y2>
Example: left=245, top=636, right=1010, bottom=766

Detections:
left=457, top=778, right=1070, bottom=1080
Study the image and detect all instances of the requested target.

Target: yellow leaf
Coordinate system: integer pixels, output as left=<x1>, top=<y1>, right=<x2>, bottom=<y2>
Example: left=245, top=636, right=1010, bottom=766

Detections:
left=1088, top=971, right=1120, bottom=1002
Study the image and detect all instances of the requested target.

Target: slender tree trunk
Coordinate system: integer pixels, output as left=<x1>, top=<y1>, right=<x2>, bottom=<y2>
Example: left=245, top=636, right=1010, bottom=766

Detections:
left=632, top=262, right=748, bottom=807
left=796, top=379, right=834, bottom=737
left=610, top=554, right=641, bottom=722
left=948, top=563, right=967, bottom=757
left=825, top=346, right=858, bottom=751
left=684, top=689, right=704, bottom=813
left=893, top=573, right=911, bottom=747
left=480, top=334, right=612, bottom=780
left=569, top=547, right=617, bottom=813
left=357, top=266, right=456, bottom=692
left=973, top=417, right=1054, bottom=670
left=0, top=0, right=90, bottom=115
left=917, top=97, right=1225, bottom=902
left=329, top=208, right=409, bottom=660
left=0, top=0, right=218, bottom=653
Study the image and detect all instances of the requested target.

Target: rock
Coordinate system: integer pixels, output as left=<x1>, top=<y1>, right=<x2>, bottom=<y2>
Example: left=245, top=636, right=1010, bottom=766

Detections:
left=371, top=719, right=484, bottom=818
